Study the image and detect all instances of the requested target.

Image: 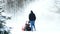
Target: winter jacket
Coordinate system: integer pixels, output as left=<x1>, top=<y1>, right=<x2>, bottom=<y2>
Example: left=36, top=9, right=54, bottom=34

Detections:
left=29, top=12, right=36, bottom=21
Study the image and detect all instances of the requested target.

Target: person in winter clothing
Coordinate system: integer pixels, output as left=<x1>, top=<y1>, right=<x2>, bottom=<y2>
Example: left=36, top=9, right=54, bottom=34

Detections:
left=29, top=10, right=36, bottom=31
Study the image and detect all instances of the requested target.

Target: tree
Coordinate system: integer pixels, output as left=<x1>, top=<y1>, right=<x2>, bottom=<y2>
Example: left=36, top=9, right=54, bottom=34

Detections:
left=54, top=0, right=60, bottom=13
left=0, top=0, right=11, bottom=34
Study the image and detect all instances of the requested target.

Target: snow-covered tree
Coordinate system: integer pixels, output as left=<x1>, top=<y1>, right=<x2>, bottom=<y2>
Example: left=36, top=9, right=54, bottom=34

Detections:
left=0, top=0, right=11, bottom=34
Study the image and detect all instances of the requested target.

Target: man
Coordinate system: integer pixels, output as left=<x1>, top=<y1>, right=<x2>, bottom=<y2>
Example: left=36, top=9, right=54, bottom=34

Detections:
left=29, top=10, right=36, bottom=31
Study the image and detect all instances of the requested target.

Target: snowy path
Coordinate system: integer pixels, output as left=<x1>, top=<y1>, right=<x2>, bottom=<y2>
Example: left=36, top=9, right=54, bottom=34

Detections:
left=4, top=0, right=60, bottom=34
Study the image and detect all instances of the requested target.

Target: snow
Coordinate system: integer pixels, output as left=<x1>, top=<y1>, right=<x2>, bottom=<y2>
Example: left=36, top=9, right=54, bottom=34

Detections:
left=2, top=0, right=60, bottom=34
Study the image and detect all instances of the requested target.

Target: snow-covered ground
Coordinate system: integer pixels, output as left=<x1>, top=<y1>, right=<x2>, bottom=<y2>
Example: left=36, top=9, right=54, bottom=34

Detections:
left=2, top=0, right=60, bottom=34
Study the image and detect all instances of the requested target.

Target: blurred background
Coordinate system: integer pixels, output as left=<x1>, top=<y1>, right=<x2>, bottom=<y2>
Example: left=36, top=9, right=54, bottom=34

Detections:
left=0, top=0, right=60, bottom=34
